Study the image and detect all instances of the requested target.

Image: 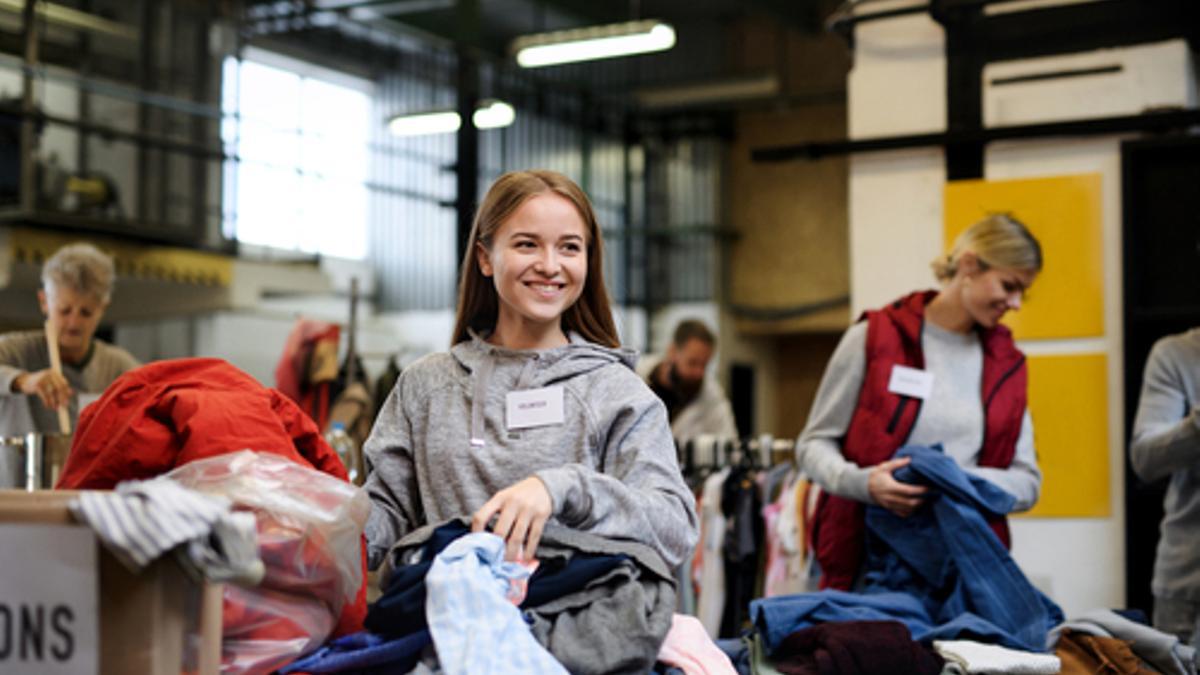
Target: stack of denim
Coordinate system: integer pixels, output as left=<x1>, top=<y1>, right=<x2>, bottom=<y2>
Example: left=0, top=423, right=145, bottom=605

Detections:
left=751, top=445, right=1062, bottom=656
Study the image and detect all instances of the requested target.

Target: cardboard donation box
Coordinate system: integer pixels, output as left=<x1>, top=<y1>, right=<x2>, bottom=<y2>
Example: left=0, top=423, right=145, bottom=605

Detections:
left=0, top=490, right=222, bottom=675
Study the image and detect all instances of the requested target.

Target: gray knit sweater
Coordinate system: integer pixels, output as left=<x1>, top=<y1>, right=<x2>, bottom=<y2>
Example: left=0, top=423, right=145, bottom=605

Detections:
left=1131, top=328, right=1200, bottom=601
left=0, top=330, right=139, bottom=435
left=363, top=332, right=699, bottom=570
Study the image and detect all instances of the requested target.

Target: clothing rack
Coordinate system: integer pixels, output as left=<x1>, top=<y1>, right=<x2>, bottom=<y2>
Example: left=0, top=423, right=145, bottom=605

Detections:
left=680, top=435, right=796, bottom=476
left=684, top=436, right=815, bottom=640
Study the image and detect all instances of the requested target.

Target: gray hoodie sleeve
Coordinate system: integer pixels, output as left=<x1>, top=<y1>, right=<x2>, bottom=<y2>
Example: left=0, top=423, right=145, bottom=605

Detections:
left=362, top=377, right=424, bottom=569
left=1131, top=336, right=1200, bottom=482
left=795, top=322, right=873, bottom=502
left=534, top=389, right=699, bottom=569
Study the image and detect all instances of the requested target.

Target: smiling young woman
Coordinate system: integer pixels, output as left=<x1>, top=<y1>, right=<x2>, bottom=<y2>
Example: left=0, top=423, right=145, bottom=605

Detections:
left=795, top=214, right=1045, bottom=590
left=452, top=170, right=619, bottom=352
left=362, top=170, right=697, bottom=575
left=473, top=189, right=590, bottom=350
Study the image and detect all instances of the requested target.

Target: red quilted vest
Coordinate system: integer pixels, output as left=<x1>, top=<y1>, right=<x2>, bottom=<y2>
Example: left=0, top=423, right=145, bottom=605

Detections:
left=812, top=290, right=1028, bottom=590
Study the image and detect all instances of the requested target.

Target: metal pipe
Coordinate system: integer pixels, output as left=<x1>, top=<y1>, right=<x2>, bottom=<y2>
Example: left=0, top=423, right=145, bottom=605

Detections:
left=136, top=0, right=153, bottom=223
left=0, top=52, right=223, bottom=119
left=190, top=0, right=211, bottom=242
left=19, top=0, right=39, bottom=214
left=76, top=0, right=91, bottom=174
left=0, top=0, right=138, bottom=41
left=0, top=103, right=226, bottom=160
left=158, top=0, right=174, bottom=230
left=827, top=0, right=1050, bottom=35
left=751, top=108, right=1200, bottom=163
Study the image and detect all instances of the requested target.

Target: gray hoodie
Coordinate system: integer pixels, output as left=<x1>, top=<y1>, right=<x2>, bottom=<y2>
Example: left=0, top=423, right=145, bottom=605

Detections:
left=363, top=331, right=699, bottom=570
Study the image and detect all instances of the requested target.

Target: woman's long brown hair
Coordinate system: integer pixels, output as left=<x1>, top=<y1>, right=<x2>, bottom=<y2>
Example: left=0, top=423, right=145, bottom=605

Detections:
left=450, top=170, right=620, bottom=348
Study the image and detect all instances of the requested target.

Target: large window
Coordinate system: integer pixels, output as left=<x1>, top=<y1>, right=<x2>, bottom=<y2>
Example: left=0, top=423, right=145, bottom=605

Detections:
left=222, top=50, right=371, bottom=259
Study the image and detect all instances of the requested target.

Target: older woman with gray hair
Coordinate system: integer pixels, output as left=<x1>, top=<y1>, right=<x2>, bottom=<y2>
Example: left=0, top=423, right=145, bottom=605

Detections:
left=0, top=242, right=139, bottom=436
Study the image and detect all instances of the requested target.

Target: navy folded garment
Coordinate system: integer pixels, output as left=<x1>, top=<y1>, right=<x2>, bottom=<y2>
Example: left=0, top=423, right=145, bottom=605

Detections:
left=365, top=520, right=628, bottom=638
left=364, top=521, right=471, bottom=637
left=523, top=553, right=628, bottom=608
left=278, top=629, right=431, bottom=674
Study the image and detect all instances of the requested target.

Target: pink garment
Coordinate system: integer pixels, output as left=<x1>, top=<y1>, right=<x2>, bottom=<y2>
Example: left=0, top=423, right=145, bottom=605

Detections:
left=761, top=499, right=788, bottom=597
left=506, top=559, right=540, bottom=605
left=658, top=614, right=738, bottom=675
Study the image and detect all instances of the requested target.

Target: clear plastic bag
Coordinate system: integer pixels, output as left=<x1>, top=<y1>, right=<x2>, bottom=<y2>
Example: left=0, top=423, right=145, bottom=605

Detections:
left=167, top=450, right=370, bottom=675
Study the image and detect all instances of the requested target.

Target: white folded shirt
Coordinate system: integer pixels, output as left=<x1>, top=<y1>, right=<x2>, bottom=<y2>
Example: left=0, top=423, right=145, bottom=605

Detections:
left=933, top=639, right=1060, bottom=675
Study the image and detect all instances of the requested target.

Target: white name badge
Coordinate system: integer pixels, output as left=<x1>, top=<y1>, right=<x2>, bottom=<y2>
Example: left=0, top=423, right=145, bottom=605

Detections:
left=888, top=365, right=934, bottom=400
left=506, top=386, right=565, bottom=430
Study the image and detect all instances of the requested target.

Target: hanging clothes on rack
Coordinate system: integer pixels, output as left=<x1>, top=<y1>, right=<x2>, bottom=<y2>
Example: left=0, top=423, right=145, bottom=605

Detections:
left=275, top=319, right=341, bottom=430
left=373, top=355, right=402, bottom=419
left=719, top=458, right=764, bottom=639
left=683, top=436, right=819, bottom=639
left=695, top=466, right=731, bottom=637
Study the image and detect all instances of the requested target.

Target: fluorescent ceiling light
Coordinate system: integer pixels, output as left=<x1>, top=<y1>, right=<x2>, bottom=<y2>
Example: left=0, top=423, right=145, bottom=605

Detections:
left=512, top=20, right=675, bottom=69
left=388, top=110, right=461, bottom=136
left=388, top=99, right=515, bottom=137
left=473, top=100, right=515, bottom=129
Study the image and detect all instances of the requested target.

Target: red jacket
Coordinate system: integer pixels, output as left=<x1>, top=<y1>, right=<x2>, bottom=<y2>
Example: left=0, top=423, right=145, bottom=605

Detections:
left=57, top=358, right=367, bottom=659
left=812, top=291, right=1027, bottom=590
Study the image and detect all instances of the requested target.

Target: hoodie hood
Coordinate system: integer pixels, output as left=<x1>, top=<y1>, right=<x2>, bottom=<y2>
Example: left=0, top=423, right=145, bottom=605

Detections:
left=451, top=330, right=638, bottom=386
left=451, top=330, right=639, bottom=448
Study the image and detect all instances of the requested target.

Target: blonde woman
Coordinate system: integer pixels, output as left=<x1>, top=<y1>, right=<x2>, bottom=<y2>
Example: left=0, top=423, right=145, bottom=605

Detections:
left=797, top=214, right=1044, bottom=590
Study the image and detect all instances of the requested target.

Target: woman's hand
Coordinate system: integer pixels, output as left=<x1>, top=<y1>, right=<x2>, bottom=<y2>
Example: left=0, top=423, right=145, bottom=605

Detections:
left=867, top=457, right=927, bottom=517
left=13, top=369, right=72, bottom=410
left=471, top=476, right=553, bottom=561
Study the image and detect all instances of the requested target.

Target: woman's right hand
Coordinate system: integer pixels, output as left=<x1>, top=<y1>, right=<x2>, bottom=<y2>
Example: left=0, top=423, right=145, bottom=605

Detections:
left=867, top=457, right=927, bottom=517
left=13, top=369, right=73, bottom=410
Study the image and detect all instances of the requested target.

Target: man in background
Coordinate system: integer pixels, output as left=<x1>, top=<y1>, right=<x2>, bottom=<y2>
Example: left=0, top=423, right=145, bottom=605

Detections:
left=1131, top=327, right=1200, bottom=649
left=639, top=319, right=738, bottom=444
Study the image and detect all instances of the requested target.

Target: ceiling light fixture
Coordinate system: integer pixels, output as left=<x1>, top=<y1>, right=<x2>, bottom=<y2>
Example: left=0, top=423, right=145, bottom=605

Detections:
left=472, top=100, right=516, bottom=129
left=512, top=19, right=676, bottom=69
left=387, top=99, right=515, bottom=137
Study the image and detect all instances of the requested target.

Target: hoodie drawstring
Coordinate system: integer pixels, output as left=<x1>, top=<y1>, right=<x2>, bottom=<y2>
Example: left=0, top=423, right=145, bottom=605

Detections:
left=515, top=356, right=538, bottom=390
left=471, top=353, right=542, bottom=447
left=470, top=353, right=495, bottom=447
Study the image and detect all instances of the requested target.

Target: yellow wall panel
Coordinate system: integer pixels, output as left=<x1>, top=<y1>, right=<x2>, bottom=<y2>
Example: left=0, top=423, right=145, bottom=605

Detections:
left=944, top=174, right=1103, bottom=339
left=1020, top=353, right=1110, bottom=518
left=11, top=227, right=232, bottom=287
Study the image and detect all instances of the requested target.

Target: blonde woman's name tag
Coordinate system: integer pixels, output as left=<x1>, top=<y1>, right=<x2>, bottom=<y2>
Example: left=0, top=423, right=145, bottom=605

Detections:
left=888, top=365, right=934, bottom=399
left=506, top=386, right=565, bottom=429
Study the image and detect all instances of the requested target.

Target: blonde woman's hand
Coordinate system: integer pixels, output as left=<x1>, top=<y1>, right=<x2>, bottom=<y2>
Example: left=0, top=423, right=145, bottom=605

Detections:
left=867, top=457, right=927, bottom=517
left=471, top=476, right=553, bottom=561
left=13, top=369, right=72, bottom=411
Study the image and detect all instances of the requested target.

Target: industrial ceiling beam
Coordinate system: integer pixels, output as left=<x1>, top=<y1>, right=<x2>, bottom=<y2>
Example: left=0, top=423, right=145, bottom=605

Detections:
left=744, top=0, right=823, bottom=32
